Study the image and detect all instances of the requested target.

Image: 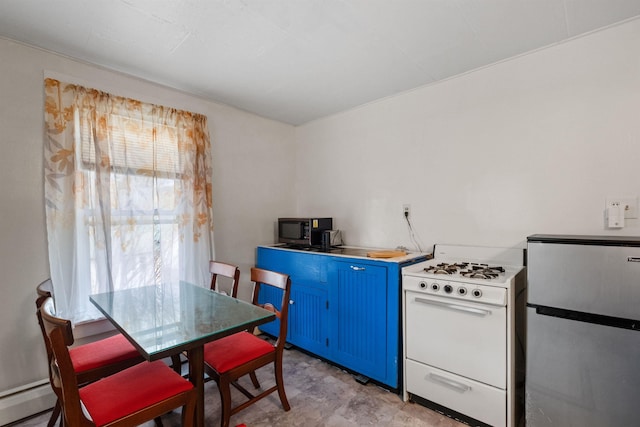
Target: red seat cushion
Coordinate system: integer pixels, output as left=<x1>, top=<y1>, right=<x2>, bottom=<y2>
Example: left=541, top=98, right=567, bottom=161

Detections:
left=70, top=333, right=140, bottom=373
left=203, top=331, right=275, bottom=373
left=79, top=360, right=193, bottom=426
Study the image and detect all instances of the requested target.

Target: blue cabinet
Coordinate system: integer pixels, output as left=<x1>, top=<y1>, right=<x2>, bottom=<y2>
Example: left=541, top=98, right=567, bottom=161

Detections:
left=256, top=245, right=426, bottom=390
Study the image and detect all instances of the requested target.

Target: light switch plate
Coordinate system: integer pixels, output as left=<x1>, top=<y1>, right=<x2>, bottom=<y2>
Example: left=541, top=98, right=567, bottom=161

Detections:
left=606, top=197, right=638, bottom=219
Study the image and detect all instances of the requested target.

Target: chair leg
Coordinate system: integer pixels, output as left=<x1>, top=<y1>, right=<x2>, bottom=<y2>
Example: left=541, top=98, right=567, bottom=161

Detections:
left=217, top=377, right=233, bottom=427
left=274, top=359, right=290, bottom=411
left=181, top=400, right=195, bottom=427
left=153, top=417, right=164, bottom=427
left=47, top=399, right=61, bottom=427
left=249, top=371, right=260, bottom=389
left=171, top=354, right=183, bottom=375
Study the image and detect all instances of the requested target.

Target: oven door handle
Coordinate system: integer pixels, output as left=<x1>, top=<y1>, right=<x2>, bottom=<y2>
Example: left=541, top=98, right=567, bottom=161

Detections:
left=428, top=373, right=471, bottom=393
left=414, top=297, right=492, bottom=317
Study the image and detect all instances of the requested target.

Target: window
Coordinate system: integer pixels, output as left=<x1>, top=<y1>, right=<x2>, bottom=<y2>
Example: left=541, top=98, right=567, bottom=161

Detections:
left=44, top=78, right=214, bottom=323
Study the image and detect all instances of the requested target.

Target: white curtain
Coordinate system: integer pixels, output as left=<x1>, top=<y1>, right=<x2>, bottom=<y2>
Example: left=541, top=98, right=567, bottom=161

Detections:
left=44, top=78, right=215, bottom=323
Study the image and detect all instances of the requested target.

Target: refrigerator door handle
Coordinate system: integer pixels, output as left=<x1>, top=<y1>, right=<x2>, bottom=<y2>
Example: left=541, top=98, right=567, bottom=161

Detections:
left=528, top=304, right=640, bottom=331
left=627, top=257, right=640, bottom=262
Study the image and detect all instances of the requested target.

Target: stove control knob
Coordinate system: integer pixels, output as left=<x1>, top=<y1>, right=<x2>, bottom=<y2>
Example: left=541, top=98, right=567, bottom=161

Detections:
left=430, top=283, right=440, bottom=292
left=443, top=285, right=453, bottom=294
left=419, top=281, right=427, bottom=289
left=472, top=289, right=482, bottom=298
left=457, top=287, right=467, bottom=296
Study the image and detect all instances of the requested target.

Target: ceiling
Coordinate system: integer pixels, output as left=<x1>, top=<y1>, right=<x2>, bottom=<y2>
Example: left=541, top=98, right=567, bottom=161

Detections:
left=1, top=1, right=640, bottom=125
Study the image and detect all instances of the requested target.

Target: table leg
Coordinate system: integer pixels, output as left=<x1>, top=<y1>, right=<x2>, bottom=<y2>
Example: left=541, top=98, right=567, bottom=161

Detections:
left=187, top=346, right=205, bottom=427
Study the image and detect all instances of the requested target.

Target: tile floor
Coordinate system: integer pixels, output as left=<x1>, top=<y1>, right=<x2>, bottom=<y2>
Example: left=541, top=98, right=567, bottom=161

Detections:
left=11, top=344, right=467, bottom=427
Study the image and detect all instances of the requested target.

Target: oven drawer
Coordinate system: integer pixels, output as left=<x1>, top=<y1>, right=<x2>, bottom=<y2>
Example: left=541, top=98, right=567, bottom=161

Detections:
left=406, top=359, right=506, bottom=427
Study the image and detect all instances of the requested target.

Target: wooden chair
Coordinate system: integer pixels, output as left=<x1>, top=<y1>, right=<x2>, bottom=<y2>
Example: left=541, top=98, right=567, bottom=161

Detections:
left=209, top=260, right=240, bottom=297
left=36, top=279, right=146, bottom=426
left=173, top=260, right=242, bottom=375
left=203, top=267, right=292, bottom=427
left=38, top=296, right=196, bottom=426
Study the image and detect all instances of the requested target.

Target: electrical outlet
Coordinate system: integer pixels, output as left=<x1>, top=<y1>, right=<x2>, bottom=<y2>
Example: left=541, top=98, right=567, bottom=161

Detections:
left=606, top=197, right=638, bottom=219
left=403, top=204, right=411, bottom=219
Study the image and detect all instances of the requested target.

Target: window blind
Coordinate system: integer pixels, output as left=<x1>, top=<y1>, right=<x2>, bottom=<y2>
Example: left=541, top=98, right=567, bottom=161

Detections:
left=80, top=112, right=181, bottom=176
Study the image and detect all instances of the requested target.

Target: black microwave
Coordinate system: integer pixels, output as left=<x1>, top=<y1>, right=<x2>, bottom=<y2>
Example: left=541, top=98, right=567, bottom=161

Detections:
left=278, top=218, right=333, bottom=247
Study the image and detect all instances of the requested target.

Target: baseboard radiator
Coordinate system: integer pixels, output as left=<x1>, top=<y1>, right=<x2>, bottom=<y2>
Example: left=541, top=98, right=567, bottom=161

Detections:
left=0, top=379, right=55, bottom=425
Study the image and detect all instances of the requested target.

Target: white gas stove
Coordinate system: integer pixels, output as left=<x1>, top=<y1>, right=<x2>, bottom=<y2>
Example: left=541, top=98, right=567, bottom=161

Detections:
left=402, top=244, right=526, bottom=427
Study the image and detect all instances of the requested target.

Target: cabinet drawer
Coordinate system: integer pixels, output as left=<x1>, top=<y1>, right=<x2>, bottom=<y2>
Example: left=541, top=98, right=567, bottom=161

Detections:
left=257, top=247, right=329, bottom=284
left=405, top=359, right=506, bottom=427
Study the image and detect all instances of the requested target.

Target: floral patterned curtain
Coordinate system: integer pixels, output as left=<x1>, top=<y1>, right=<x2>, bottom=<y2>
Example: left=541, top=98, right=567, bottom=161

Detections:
left=44, top=78, right=214, bottom=323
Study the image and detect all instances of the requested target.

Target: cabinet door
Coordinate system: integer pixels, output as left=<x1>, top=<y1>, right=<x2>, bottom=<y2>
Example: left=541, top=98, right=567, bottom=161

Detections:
left=256, top=282, right=328, bottom=355
left=331, top=261, right=387, bottom=380
left=288, top=284, right=328, bottom=355
left=256, top=247, right=294, bottom=339
left=256, top=284, right=285, bottom=338
left=256, top=247, right=329, bottom=356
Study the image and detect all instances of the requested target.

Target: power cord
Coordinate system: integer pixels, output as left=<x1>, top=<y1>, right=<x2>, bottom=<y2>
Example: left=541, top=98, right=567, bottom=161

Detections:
left=404, top=211, right=424, bottom=253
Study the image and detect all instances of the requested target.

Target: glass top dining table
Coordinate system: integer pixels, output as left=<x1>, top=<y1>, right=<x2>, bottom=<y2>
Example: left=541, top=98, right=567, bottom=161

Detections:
left=90, top=281, right=276, bottom=427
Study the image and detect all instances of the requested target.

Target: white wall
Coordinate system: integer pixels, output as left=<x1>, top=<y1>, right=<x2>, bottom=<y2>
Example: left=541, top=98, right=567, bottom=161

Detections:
left=295, top=19, right=640, bottom=252
left=0, top=38, right=295, bottom=423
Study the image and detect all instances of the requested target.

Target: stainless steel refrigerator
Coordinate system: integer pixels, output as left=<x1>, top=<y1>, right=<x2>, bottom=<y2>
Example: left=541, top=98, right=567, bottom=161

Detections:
left=526, top=234, right=640, bottom=426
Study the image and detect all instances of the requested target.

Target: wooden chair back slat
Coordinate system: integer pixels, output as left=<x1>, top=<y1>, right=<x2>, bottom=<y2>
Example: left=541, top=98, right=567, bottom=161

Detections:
left=210, top=260, right=241, bottom=298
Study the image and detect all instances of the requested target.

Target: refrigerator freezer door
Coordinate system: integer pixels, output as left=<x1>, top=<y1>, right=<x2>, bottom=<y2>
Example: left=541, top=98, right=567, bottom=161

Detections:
left=527, top=241, right=640, bottom=320
left=526, top=307, right=640, bottom=426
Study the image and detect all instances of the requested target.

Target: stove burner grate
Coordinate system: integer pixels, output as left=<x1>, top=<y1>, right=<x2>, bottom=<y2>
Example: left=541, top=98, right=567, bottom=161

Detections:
left=423, top=262, right=506, bottom=280
left=460, top=265, right=505, bottom=279
left=423, top=263, right=468, bottom=275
